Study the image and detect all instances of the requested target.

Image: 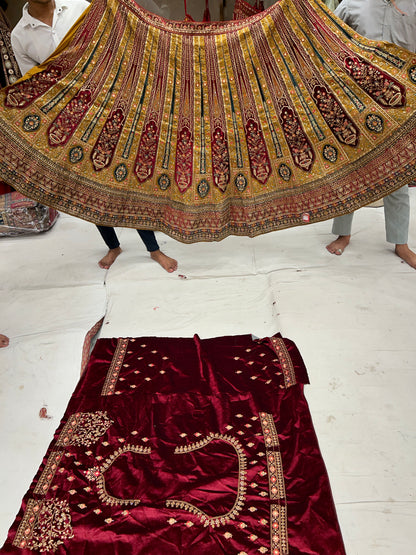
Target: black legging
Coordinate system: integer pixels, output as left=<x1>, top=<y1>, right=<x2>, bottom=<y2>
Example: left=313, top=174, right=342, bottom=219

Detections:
left=96, top=226, right=159, bottom=252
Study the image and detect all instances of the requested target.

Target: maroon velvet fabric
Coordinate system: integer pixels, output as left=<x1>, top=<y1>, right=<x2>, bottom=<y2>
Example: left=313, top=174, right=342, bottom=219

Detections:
left=0, top=181, right=13, bottom=195
left=1, top=334, right=345, bottom=554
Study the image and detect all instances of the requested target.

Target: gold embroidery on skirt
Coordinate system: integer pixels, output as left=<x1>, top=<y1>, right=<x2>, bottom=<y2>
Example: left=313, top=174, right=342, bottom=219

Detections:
left=1, top=0, right=416, bottom=241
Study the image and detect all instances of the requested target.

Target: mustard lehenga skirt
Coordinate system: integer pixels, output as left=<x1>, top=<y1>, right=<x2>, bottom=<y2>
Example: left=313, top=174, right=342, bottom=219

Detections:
left=0, top=0, right=415, bottom=242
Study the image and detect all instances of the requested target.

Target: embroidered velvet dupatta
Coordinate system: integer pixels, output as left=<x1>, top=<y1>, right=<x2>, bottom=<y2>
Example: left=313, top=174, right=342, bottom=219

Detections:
left=0, top=0, right=416, bottom=242
left=0, top=334, right=346, bottom=554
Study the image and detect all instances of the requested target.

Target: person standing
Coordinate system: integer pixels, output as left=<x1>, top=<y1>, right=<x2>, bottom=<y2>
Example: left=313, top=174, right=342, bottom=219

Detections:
left=11, top=0, right=178, bottom=272
left=326, top=0, right=416, bottom=269
left=11, top=0, right=90, bottom=76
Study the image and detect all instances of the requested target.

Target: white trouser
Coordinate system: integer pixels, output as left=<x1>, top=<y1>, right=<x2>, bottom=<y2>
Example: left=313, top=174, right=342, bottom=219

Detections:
left=332, top=185, right=410, bottom=245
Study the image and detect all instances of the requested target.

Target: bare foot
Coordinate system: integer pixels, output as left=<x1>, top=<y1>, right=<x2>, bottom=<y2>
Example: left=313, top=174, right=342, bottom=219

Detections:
left=395, top=244, right=416, bottom=269
left=150, top=250, right=178, bottom=273
left=98, top=247, right=122, bottom=269
left=0, top=334, right=9, bottom=348
left=326, top=235, right=351, bottom=256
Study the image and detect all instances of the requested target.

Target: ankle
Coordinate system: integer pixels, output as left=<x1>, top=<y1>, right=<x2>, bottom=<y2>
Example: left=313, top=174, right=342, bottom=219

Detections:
left=395, top=243, right=408, bottom=253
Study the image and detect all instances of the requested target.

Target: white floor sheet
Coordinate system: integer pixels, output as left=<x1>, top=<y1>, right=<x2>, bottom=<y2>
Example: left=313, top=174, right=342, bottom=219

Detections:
left=1, top=189, right=415, bottom=554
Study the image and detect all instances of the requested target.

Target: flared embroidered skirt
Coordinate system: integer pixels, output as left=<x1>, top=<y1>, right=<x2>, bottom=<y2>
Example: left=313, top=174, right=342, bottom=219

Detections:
left=0, top=0, right=416, bottom=242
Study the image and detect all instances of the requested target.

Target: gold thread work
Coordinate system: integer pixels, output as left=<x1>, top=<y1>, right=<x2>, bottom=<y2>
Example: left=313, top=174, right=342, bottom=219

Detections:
left=166, top=433, right=247, bottom=527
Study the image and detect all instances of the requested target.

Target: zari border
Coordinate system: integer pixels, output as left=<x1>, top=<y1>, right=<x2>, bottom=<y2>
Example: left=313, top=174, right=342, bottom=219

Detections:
left=259, top=412, right=289, bottom=554
left=166, top=432, right=247, bottom=527
left=13, top=499, right=74, bottom=552
left=268, top=337, right=297, bottom=388
left=260, top=413, right=285, bottom=501
left=33, top=450, right=64, bottom=495
left=271, top=504, right=289, bottom=555
left=101, top=338, right=129, bottom=396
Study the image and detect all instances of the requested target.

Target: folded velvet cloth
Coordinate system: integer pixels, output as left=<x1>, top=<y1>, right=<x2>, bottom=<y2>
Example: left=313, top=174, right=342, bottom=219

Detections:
left=0, top=0, right=416, bottom=242
left=0, top=333, right=346, bottom=554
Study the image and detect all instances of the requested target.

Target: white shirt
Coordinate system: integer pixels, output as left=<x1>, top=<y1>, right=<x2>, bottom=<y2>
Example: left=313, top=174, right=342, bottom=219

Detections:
left=11, top=0, right=90, bottom=76
left=334, top=0, right=416, bottom=52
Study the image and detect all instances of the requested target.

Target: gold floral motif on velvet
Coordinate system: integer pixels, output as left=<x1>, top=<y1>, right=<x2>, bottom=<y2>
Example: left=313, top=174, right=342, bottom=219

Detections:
left=12, top=499, right=74, bottom=552
left=56, top=411, right=114, bottom=447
